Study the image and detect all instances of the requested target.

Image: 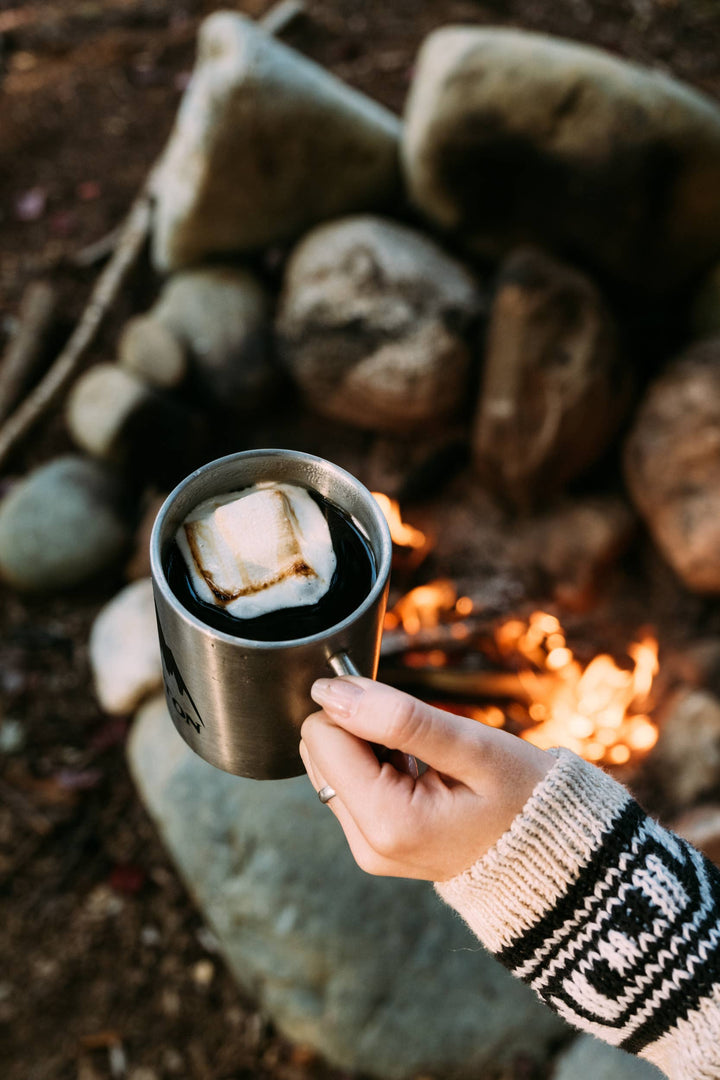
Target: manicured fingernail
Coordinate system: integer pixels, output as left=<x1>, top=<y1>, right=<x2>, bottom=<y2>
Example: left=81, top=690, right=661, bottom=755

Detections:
left=311, top=677, right=364, bottom=718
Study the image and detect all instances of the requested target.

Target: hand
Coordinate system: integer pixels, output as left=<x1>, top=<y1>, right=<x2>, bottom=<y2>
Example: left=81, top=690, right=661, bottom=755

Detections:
left=299, top=676, right=554, bottom=882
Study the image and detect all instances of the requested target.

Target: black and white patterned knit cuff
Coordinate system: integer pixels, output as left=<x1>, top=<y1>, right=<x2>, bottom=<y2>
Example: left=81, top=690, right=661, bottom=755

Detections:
left=435, top=748, right=720, bottom=1078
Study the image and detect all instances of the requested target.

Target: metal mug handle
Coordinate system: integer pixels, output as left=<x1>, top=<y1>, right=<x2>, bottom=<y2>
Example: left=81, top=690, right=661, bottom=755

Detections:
left=328, top=651, right=362, bottom=679
left=328, top=651, right=419, bottom=779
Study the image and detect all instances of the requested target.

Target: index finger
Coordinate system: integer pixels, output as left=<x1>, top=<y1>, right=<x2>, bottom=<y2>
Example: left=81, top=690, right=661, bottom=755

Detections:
left=310, top=677, right=488, bottom=785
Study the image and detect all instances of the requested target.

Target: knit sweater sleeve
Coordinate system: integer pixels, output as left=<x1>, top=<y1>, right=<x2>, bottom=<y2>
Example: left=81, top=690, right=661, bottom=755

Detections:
left=434, top=748, right=720, bottom=1080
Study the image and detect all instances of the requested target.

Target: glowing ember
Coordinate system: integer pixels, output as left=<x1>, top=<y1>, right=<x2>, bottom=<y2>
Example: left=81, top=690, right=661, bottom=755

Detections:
left=496, top=613, right=659, bottom=765
left=385, top=579, right=474, bottom=635
left=372, top=492, right=427, bottom=549
left=384, top=579, right=659, bottom=765
left=390, top=579, right=458, bottom=634
left=378, top=492, right=660, bottom=767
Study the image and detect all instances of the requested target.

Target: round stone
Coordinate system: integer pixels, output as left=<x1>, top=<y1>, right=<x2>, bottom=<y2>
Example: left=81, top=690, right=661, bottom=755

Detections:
left=277, top=215, right=483, bottom=433
left=118, top=315, right=188, bottom=390
left=89, top=578, right=163, bottom=716
left=154, top=266, right=274, bottom=413
left=0, top=455, right=129, bottom=591
left=403, top=26, right=720, bottom=294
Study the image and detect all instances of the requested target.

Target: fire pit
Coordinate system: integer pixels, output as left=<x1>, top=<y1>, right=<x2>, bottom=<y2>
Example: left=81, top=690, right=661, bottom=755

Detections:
left=377, top=542, right=660, bottom=770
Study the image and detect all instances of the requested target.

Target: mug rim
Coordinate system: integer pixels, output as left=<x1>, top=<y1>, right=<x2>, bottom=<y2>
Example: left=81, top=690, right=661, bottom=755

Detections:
left=150, top=448, right=392, bottom=651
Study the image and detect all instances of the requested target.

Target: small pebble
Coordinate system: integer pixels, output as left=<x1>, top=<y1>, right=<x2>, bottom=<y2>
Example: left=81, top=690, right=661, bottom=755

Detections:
left=85, top=883, right=125, bottom=920
left=33, top=957, right=59, bottom=980
left=161, top=988, right=181, bottom=1017
left=15, top=186, right=46, bottom=221
left=192, top=959, right=215, bottom=987
left=0, top=717, right=26, bottom=754
left=162, top=1049, right=184, bottom=1074
left=140, top=925, right=161, bottom=947
left=108, top=1042, right=127, bottom=1079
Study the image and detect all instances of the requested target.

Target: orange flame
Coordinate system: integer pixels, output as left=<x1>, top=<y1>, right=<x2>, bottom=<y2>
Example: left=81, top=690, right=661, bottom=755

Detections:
left=377, top=491, right=660, bottom=767
left=391, top=579, right=457, bottom=634
left=372, top=492, right=427, bottom=549
left=385, top=579, right=474, bottom=635
left=498, top=613, right=659, bottom=765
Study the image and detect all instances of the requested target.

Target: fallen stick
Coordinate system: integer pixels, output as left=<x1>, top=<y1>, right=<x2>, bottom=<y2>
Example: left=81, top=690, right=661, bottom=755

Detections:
left=380, top=617, right=494, bottom=659
left=0, top=189, right=153, bottom=471
left=0, top=0, right=305, bottom=472
left=379, top=665, right=552, bottom=702
left=71, top=224, right=125, bottom=270
left=259, top=0, right=306, bottom=36
left=0, top=280, right=57, bottom=425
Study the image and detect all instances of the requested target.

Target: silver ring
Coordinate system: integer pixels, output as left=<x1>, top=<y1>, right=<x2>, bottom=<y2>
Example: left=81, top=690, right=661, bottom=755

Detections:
left=318, top=785, right=337, bottom=805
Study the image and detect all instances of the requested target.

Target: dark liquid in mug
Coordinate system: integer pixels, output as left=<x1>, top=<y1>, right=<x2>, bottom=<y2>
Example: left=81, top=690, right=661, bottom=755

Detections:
left=164, top=492, right=376, bottom=642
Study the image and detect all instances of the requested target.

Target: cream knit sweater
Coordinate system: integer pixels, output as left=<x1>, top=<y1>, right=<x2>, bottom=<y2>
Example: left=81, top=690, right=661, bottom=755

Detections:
left=435, top=749, right=720, bottom=1080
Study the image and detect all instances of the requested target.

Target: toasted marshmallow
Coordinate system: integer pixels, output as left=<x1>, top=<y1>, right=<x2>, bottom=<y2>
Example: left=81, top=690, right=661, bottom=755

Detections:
left=177, top=482, right=336, bottom=619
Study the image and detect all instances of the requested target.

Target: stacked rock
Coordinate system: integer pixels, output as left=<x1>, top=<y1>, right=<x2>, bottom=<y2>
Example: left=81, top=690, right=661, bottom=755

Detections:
left=6, top=14, right=718, bottom=596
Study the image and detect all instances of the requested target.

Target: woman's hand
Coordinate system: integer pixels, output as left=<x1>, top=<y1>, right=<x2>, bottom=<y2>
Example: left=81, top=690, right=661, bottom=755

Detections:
left=299, top=676, right=553, bottom=882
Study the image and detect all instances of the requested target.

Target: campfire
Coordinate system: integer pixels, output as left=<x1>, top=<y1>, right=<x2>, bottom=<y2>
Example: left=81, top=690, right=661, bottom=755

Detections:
left=374, top=493, right=660, bottom=768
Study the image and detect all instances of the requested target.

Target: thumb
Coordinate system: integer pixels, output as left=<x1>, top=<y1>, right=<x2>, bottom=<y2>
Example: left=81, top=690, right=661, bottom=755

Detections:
left=310, top=676, right=486, bottom=784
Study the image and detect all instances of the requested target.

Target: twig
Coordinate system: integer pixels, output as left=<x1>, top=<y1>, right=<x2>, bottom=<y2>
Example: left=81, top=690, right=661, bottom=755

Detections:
left=380, top=665, right=552, bottom=701
left=0, top=189, right=153, bottom=471
left=71, top=225, right=125, bottom=270
left=380, top=617, right=493, bottom=658
left=0, top=280, right=57, bottom=424
left=259, top=0, right=306, bottom=35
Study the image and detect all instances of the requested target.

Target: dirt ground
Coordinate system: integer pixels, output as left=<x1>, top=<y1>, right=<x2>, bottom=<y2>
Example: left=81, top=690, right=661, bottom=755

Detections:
left=3, top=2, right=720, bottom=1079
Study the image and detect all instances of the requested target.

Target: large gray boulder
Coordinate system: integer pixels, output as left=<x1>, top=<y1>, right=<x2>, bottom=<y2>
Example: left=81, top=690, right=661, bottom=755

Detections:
left=152, top=13, right=400, bottom=270
left=403, top=27, right=720, bottom=294
left=129, top=696, right=565, bottom=1079
left=277, top=215, right=483, bottom=433
left=624, top=337, right=720, bottom=594
left=0, top=455, right=129, bottom=591
left=552, top=1035, right=664, bottom=1079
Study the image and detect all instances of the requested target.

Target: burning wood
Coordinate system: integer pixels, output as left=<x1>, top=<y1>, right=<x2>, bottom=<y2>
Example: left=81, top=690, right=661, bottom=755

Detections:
left=372, top=492, right=427, bottom=550
left=494, top=611, right=659, bottom=765
left=372, top=491, right=432, bottom=574
left=374, top=488, right=660, bottom=767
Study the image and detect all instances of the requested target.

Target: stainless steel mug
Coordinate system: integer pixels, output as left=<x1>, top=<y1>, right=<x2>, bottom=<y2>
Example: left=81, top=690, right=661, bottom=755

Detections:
left=150, top=449, right=392, bottom=779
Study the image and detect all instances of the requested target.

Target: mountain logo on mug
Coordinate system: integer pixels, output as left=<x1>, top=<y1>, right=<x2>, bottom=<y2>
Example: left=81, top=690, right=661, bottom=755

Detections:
left=157, top=618, right=205, bottom=734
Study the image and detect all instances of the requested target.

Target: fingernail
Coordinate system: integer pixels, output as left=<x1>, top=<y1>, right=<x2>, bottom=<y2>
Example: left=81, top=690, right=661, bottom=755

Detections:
left=311, top=677, right=364, bottom=718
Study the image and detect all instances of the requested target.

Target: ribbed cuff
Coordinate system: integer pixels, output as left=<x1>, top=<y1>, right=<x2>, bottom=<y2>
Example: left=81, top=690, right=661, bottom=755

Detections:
left=434, top=748, right=632, bottom=954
